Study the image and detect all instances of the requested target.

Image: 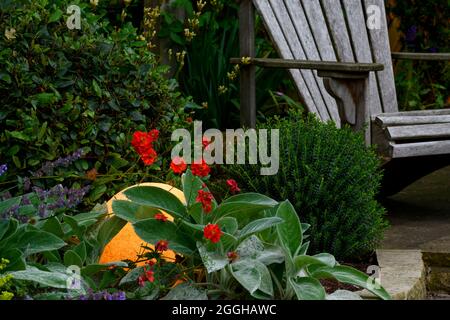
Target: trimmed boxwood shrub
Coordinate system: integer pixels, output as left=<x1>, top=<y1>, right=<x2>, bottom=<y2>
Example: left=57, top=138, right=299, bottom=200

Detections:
left=0, top=0, right=188, bottom=205
left=224, top=112, right=388, bottom=259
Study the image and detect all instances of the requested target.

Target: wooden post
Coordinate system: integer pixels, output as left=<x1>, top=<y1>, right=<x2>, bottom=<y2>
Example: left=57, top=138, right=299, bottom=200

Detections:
left=239, top=0, right=256, bottom=128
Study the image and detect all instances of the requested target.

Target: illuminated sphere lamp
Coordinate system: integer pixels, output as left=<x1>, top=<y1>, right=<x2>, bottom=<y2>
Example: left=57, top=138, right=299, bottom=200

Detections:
left=99, top=183, right=185, bottom=265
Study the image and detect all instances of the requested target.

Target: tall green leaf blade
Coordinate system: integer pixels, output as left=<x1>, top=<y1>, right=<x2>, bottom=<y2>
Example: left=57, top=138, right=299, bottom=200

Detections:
left=276, top=200, right=302, bottom=258
left=310, top=265, right=391, bottom=300
left=124, top=186, right=187, bottom=219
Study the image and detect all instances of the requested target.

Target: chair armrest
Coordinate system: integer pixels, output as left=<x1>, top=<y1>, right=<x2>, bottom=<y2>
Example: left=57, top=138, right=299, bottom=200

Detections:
left=230, top=57, right=384, bottom=73
left=391, top=52, right=450, bottom=61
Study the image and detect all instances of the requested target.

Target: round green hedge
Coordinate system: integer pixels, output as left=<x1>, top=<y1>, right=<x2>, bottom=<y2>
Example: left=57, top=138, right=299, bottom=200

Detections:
left=224, top=113, right=388, bottom=259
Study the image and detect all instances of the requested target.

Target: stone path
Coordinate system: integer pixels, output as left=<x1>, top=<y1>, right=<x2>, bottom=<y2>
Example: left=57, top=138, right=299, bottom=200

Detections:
left=379, top=165, right=450, bottom=299
left=381, top=165, right=450, bottom=252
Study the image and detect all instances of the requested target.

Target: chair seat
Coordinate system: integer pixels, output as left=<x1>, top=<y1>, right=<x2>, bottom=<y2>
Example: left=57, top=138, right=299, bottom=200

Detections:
left=372, top=109, right=450, bottom=158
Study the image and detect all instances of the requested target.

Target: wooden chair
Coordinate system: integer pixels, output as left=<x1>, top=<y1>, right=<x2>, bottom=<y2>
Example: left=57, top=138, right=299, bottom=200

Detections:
left=232, top=0, right=450, bottom=195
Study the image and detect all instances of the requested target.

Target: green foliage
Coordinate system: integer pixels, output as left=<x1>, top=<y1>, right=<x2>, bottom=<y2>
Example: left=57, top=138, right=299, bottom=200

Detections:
left=114, top=169, right=390, bottom=300
left=161, top=0, right=295, bottom=129
left=0, top=258, right=14, bottom=300
left=224, top=113, right=388, bottom=259
left=386, top=1, right=449, bottom=110
left=0, top=0, right=189, bottom=204
left=0, top=203, right=130, bottom=298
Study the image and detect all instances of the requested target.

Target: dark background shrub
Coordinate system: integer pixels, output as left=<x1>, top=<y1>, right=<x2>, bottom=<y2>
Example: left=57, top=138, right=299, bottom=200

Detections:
left=223, top=113, right=388, bottom=260
left=386, top=0, right=449, bottom=111
left=0, top=0, right=188, bottom=207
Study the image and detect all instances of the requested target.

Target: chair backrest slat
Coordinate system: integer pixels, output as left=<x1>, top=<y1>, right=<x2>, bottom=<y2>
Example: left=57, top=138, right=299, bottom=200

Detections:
left=340, top=0, right=383, bottom=115
left=252, top=0, right=399, bottom=123
left=362, top=0, right=398, bottom=113
left=253, top=0, right=320, bottom=117
left=284, top=0, right=340, bottom=123
left=255, top=0, right=336, bottom=122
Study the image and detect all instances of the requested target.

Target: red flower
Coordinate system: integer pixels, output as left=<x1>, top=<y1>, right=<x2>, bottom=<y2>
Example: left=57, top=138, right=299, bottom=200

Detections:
left=170, top=157, right=187, bottom=174
left=203, top=224, right=222, bottom=243
left=226, top=179, right=241, bottom=194
left=140, top=148, right=158, bottom=166
left=155, top=240, right=169, bottom=252
left=145, top=259, right=156, bottom=267
left=145, top=269, right=155, bottom=283
left=191, top=159, right=210, bottom=177
left=154, top=212, right=168, bottom=222
left=148, top=129, right=159, bottom=142
left=202, top=137, right=211, bottom=149
left=138, top=275, right=146, bottom=287
left=196, top=189, right=214, bottom=213
left=227, top=251, right=239, bottom=262
left=131, top=130, right=159, bottom=166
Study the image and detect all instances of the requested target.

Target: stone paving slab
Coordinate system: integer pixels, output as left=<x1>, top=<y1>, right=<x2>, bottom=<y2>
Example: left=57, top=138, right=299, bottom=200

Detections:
left=374, top=165, right=450, bottom=299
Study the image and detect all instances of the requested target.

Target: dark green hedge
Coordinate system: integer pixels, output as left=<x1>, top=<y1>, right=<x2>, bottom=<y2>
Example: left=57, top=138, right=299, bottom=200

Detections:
left=0, top=0, right=188, bottom=205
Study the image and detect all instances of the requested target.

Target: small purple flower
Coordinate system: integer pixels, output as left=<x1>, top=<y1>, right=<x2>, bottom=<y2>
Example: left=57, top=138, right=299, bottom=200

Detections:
left=114, top=291, right=126, bottom=300
left=405, top=25, right=418, bottom=45
left=76, top=290, right=126, bottom=300
left=0, top=164, right=7, bottom=176
left=429, top=47, right=438, bottom=53
left=22, top=195, right=31, bottom=205
left=33, top=149, right=84, bottom=177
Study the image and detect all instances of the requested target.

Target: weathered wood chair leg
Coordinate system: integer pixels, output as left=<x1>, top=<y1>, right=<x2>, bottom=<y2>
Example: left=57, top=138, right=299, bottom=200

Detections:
left=319, top=71, right=370, bottom=145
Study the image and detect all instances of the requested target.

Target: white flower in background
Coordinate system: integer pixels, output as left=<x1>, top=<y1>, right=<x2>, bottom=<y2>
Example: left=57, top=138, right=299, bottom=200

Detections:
left=4, top=28, right=16, bottom=40
left=90, top=0, right=99, bottom=7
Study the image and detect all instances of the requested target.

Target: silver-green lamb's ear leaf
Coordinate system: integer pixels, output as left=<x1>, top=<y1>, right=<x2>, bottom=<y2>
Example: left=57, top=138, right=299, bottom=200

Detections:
left=123, top=186, right=187, bottom=219
left=297, top=241, right=310, bottom=255
left=217, top=217, right=238, bottom=235
left=310, top=265, right=391, bottom=300
left=237, top=217, right=283, bottom=240
left=276, top=200, right=302, bottom=257
left=161, top=282, right=208, bottom=300
left=313, top=253, right=336, bottom=267
left=182, top=169, right=215, bottom=207
left=294, top=253, right=336, bottom=272
left=290, top=277, right=326, bottom=300
left=231, top=260, right=261, bottom=294
left=326, top=290, right=362, bottom=300
left=197, top=242, right=229, bottom=273
left=112, top=200, right=160, bottom=223
left=133, top=218, right=195, bottom=255
left=236, top=235, right=284, bottom=265
left=213, top=193, right=278, bottom=220
left=8, top=266, right=70, bottom=289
